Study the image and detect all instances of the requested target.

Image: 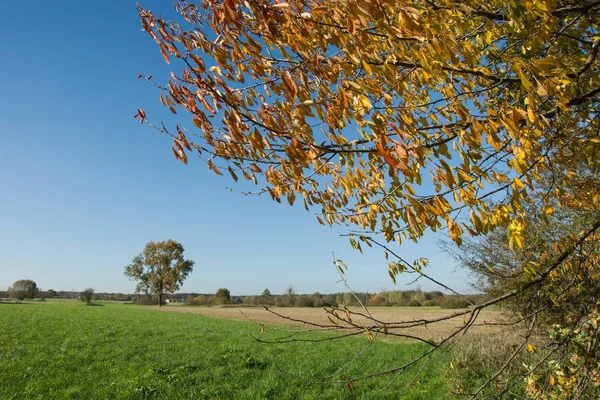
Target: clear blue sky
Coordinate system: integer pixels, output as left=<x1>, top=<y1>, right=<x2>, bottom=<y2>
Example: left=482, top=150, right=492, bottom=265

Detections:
left=0, top=0, right=471, bottom=296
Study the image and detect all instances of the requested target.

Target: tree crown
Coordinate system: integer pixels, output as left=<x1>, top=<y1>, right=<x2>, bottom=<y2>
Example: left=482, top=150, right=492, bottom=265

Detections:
left=124, top=239, right=195, bottom=295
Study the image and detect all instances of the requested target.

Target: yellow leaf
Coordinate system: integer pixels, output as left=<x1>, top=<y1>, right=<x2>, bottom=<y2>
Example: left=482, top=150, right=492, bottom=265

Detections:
left=513, top=177, right=525, bottom=190
left=470, top=210, right=483, bottom=232
left=448, top=220, right=462, bottom=245
left=359, top=95, right=372, bottom=110
left=527, top=343, right=536, bottom=353
left=287, top=192, right=296, bottom=206
left=537, top=82, right=548, bottom=96
left=362, top=59, right=373, bottom=75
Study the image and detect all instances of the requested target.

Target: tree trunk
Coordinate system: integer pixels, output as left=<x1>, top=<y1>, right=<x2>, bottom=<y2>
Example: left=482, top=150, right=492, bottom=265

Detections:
left=158, top=292, right=162, bottom=307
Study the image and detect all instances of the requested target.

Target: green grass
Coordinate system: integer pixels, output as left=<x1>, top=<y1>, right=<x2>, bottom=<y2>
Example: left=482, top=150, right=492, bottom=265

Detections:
left=0, top=300, right=452, bottom=399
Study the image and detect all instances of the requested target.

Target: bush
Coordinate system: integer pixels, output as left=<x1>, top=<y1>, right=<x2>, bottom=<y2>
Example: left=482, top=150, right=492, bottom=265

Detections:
left=243, top=296, right=259, bottom=306
left=294, top=296, right=313, bottom=307
left=81, top=288, right=94, bottom=305
left=213, top=288, right=231, bottom=305
left=448, top=334, right=532, bottom=397
left=8, top=280, right=38, bottom=300
left=186, top=295, right=213, bottom=306
left=407, top=300, right=422, bottom=307
left=440, top=297, right=471, bottom=309
left=368, top=294, right=387, bottom=307
left=212, top=296, right=230, bottom=306
left=135, top=295, right=160, bottom=305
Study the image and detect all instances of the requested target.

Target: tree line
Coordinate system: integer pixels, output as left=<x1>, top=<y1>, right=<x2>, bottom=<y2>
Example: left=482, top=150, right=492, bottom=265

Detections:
left=1, top=280, right=480, bottom=310
left=185, top=287, right=483, bottom=309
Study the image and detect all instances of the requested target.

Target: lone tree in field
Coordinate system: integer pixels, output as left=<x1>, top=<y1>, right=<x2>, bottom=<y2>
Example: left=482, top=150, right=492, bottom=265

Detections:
left=81, top=288, right=94, bottom=305
left=9, top=280, right=38, bottom=301
left=124, top=240, right=194, bottom=307
left=213, top=288, right=231, bottom=305
left=136, top=0, right=600, bottom=396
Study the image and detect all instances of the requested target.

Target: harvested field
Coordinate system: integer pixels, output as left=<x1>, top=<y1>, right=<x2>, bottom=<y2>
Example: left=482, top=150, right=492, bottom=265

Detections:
left=157, top=305, right=511, bottom=343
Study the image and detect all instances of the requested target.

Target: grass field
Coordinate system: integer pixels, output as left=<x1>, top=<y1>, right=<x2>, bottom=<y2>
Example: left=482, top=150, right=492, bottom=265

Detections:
left=0, top=300, right=458, bottom=399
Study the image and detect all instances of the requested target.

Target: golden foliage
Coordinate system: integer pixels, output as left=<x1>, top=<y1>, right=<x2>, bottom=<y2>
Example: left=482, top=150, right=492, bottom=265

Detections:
left=136, top=0, right=599, bottom=252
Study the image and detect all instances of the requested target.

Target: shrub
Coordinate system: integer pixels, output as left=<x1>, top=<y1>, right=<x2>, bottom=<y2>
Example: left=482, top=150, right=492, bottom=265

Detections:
left=212, top=296, right=230, bottom=306
left=293, top=296, right=313, bottom=307
left=135, top=294, right=160, bottom=305
left=8, top=280, right=38, bottom=300
left=440, top=297, right=471, bottom=309
left=81, top=288, right=94, bottom=305
left=368, top=294, right=387, bottom=307
left=212, top=288, right=231, bottom=306
left=243, top=296, right=259, bottom=306
left=186, top=295, right=213, bottom=306
left=448, top=333, right=532, bottom=397
left=213, top=288, right=231, bottom=305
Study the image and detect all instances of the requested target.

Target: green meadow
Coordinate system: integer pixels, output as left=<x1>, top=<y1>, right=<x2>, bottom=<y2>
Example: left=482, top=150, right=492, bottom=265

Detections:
left=0, top=300, right=453, bottom=399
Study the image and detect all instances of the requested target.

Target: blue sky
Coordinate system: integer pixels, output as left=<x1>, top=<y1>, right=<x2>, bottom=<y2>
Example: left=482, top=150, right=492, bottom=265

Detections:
left=0, top=0, right=471, bottom=295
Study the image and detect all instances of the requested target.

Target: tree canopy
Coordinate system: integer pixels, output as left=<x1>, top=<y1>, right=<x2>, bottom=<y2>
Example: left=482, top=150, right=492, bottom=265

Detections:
left=136, top=0, right=600, bottom=396
left=124, top=240, right=195, bottom=307
left=81, top=288, right=95, bottom=305
left=8, top=279, right=39, bottom=301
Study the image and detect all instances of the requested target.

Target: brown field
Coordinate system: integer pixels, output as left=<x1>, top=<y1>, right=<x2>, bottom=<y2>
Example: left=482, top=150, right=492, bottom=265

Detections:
left=156, top=305, right=512, bottom=343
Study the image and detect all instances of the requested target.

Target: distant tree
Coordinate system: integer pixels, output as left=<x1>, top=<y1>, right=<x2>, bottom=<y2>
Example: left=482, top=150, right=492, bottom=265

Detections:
left=278, top=284, right=296, bottom=307
left=124, top=239, right=195, bottom=307
left=368, top=294, right=387, bottom=307
left=8, top=280, right=38, bottom=301
left=243, top=295, right=258, bottom=306
left=439, top=297, right=471, bottom=309
left=45, top=289, right=57, bottom=298
left=310, top=292, right=324, bottom=307
left=81, top=288, right=94, bottom=305
left=213, top=288, right=231, bottom=305
left=260, top=288, right=273, bottom=305
left=342, top=292, right=352, bottom=306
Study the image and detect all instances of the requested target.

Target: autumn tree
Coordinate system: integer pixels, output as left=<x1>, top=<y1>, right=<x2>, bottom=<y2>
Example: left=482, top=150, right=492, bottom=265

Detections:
left=9, top=280, right=38, bottom=301
left=124, top=240, right=194, bottom=307
left=136, top=0, right=600, bottom=396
